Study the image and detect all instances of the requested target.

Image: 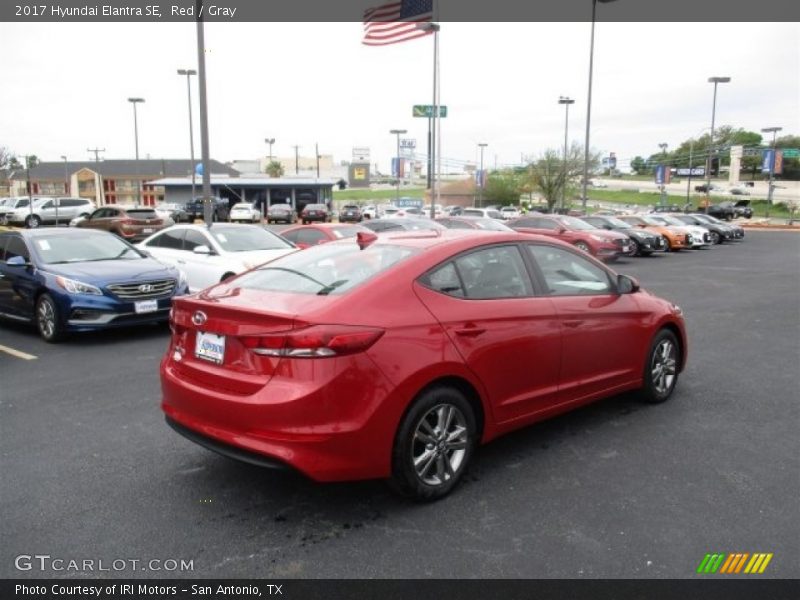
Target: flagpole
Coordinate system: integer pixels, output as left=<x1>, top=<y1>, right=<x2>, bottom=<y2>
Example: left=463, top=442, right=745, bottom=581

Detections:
left=435, top=25, right=441, bottom=210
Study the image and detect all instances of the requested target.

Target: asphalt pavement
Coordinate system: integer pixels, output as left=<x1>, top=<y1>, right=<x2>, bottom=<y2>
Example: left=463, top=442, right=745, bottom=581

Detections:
left=1, top=231, right=798, bottom=579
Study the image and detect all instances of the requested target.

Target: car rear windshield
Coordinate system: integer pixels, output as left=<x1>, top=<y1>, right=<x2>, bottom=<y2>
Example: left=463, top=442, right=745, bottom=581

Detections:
left=125, top=209, right=158, bottom=219
left=558, top=216, right=595, bottom=230
left=304, top=204, right=326, bottom=211
left=330, top=226, right=366, bottom=239
left=209, top=226, right=294, bottom=252
left=471, top=218, right=512, bottom=231
left=32, top=233, right=144, bottom=264
left=233, top=203, right=253, bottom=210
left=233, top=242, right=418, bottom=295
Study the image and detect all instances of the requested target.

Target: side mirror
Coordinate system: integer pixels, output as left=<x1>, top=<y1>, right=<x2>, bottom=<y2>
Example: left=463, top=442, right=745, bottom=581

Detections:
left=6, top=256, right=29, bottom=267
left=617, top=274, right=640, bottom=294
left=556, top=227, right=567, bottom=234
left=192, top=245, right=212, bottom=255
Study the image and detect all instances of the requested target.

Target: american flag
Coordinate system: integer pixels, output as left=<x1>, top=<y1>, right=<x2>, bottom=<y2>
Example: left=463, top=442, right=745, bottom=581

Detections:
left=362, top=0, right=434, bottom=46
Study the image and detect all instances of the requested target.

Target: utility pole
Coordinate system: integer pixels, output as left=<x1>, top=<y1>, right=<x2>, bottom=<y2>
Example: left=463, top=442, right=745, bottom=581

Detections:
left=87, top=147, right=105, bottom=163
left=292, top=145, right=300, bottom=174
left=315, top=143, right=320, bottom=178
left=761, top=126, right=782, bottom=218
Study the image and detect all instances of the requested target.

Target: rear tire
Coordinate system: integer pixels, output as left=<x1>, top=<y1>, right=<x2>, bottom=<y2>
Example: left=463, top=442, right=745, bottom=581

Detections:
left=639, top=329, right=680, bottom=404
left=389, top=386, right=478, bottom=501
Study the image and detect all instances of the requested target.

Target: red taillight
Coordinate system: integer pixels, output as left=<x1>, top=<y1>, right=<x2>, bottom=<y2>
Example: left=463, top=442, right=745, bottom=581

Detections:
left=242, top=325, right=384, bottom=358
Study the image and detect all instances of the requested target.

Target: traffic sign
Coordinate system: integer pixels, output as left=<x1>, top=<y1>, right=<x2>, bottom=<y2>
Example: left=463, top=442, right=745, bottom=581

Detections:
left=412, top=105, right=448, bottom=118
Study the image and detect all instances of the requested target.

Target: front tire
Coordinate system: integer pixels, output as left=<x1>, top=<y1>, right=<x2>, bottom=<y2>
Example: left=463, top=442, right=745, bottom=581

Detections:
left=36, top=294, right=65, bottom=343
left=640, top=329, right=680, bottom=404
left=26, top=215, right=41, bottom=229
left=390, top=386, right=477, bottom=501
left=573, top=241, right=591, bottom=254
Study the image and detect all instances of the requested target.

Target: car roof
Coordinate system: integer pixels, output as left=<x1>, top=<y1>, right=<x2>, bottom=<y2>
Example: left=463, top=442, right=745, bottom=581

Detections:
left=11, top=227, right=111, bottom=239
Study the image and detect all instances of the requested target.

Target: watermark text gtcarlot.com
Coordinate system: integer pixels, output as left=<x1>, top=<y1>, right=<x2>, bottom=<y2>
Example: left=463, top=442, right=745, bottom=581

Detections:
left=14, top=554, right=194, bottom=573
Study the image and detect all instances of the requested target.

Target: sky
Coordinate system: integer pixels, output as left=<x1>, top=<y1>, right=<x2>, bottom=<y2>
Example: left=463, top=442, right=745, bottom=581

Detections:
left=1, top=21, right=798, bottom=174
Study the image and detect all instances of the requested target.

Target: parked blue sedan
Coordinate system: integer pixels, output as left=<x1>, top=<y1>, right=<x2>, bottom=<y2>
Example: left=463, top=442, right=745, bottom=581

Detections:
left=0, top=228, right=188, bottom=342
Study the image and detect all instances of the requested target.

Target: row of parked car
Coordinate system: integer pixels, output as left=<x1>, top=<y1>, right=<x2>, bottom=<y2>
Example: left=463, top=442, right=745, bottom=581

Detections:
left=0, top=195, right=744, bottom=344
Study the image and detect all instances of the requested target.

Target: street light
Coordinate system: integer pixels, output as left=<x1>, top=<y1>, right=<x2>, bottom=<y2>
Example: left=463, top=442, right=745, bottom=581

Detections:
left=265, top=138, right=275, bottom=163
left=478, top=143, right=488, bottom=207
left=127, top=97, right=145, bottom=207
left=703, top=76, right=731, bottom=208
left=177, top=69, right=197, bottom=202
left=581, top=0, right=618, bottom=211
left=761, top=126, right=782, bottom=218
left=389, top=128, right=407, bottom=203
left=658, top=143, right=668, bottom=206
left=558, top=96, right=575, bottom=210
left=58, top=155, right=67, bottom=226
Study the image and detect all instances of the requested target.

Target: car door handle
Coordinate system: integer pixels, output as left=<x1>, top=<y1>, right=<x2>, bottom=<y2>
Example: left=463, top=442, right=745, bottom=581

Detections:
left=563, top=320, right=584, bottom=328
left=176, top=259, right=186, bottom=264
left=455, top=327, right=486, bottom=337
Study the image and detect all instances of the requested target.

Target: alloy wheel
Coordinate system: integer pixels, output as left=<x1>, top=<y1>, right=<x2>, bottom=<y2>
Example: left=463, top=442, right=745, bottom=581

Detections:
left=650, top=338, right=677, bottom=396
left=411, top=403, right=469, bottom=487
left=37, top=297, right=57, bottom=340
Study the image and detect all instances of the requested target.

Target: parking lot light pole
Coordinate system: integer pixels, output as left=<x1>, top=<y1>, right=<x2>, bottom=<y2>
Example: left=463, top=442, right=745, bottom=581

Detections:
left=558, top=97, right=575, bottom=210
left=658, top=143, right=669, bottom=206
left=127, top=97, right=145, bottom=208
left=177, top=69, right=197, bottom=203
left=390, top=129, right=407, bottom=203
left=704, top=76, right=731, bottom=210
left=58, top=155, right=67, bottom=226
left=761, top=126, right=782, bottom=218
left=478, top=143, right=488, bottom=207
left=582, top=0, right=618, bottom=212
left=264, top=138, right=275, bottom=162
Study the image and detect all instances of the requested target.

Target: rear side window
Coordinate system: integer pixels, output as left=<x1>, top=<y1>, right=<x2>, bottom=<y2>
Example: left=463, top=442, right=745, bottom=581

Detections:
left=148, top=229, right=184, bottom=249
left=422, top=245, right=532, bottom=300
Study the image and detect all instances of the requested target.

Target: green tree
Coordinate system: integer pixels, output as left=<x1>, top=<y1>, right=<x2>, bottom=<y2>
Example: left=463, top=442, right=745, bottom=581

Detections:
left=483, top=169, right=524, bottom=206
left=265, top=160, right=284, bottom=178
left=630, top=156, right=647, bottom=174
left=526, top=143, right=599, bottom=210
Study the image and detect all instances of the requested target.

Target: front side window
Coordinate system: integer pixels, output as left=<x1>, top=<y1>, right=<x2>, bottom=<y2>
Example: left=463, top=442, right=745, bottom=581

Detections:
left=183, top=229, right=210, bottom=251
left=4, top=237, right=30, bottom=262
left=527, top=245, right=612, bottom=296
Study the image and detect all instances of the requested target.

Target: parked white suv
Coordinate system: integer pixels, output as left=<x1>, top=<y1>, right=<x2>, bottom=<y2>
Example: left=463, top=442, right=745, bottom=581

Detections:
left=8, top=197, right=96, bottom=228
left=462, top=207, right=504, bottom=220
left=0, top=197, right=37, bottom=225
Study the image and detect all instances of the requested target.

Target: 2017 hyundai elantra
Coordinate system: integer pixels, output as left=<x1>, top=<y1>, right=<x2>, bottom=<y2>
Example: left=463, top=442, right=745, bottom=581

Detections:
left=161, top=230, right=687, bottom=500
left=0, top=228, right=188, bottom=342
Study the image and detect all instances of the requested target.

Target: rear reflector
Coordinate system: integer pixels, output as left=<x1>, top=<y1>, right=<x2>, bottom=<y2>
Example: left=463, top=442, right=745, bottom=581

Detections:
left=242, top=325, right=384, bottom=358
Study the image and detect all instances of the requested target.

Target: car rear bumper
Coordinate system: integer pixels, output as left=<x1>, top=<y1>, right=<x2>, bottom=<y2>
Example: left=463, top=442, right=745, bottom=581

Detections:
left=160, top=353, right=397, bottom=482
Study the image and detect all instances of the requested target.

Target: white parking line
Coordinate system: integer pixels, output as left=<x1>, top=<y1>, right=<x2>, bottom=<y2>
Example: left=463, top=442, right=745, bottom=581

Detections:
left=0, top=344, right=38, bottom=360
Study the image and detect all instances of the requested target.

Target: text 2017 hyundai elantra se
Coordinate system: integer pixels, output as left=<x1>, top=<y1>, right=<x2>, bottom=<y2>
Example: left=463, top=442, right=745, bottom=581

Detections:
left=161, top=230, right=687, bottom=499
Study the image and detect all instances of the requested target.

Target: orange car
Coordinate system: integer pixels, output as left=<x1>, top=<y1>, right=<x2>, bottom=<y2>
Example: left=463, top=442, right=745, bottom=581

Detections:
left=618, top=215, right=693, bottom=251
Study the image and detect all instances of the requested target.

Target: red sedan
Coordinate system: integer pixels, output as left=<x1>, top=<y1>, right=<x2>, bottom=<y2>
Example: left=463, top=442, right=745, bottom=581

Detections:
left=161, top=230, right=687, bottom=500
left=279, top=223, right=371, bottom=249
left=506, top=215, right=632, bottom=261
